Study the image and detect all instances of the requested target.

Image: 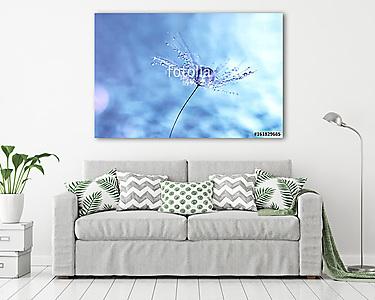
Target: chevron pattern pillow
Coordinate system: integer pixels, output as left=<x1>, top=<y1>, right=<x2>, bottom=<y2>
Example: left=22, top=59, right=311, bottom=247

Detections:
left=117, top=171, right=168, bottom=210
left=209, top=174, right=257, bottom=211
left=254, top=169, right=307, bottom=210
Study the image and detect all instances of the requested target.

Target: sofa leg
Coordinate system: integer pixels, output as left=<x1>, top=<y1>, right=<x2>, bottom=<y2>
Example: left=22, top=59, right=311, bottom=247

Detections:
left=305, top=276, right=320, bottom=279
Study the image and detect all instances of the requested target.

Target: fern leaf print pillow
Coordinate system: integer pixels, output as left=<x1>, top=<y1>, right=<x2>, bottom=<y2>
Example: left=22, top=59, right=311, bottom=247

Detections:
left=65, top=169, right=120, bottom=217
left=254, top=169, right=307, bottom=210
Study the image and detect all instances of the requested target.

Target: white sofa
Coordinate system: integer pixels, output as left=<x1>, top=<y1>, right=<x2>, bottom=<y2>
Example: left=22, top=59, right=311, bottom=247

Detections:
left=52, top=160, right=322, bottom=277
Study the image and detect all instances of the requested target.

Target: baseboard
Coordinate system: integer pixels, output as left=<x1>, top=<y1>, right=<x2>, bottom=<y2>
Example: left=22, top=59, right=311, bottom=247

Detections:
left=32, top=255, right=51, bottom=266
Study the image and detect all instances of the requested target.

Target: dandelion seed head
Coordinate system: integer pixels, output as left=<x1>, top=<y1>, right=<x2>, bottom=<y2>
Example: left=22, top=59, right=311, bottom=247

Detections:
left=152, top=33, right=255, bottom=94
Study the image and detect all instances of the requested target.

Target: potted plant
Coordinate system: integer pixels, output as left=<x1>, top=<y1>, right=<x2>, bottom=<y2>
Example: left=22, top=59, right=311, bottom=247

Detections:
left=0, top=145, right=59, bottom=223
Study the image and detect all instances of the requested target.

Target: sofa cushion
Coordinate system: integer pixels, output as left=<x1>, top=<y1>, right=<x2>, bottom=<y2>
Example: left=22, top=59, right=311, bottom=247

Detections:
left=188, top=210, right=300, bottom=241
left=75, top=210, right=187, bottom=241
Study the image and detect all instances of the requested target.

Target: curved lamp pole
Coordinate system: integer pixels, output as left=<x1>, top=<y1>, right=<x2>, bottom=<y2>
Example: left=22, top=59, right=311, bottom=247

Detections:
left=323, top=112, right=375, bottom=272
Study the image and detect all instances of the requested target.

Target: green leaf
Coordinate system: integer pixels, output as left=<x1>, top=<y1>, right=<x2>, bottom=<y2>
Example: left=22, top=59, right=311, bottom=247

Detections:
left=34, top=165, right=44, bottom=174
left=25, top=156, right=39, bottom=164
left=21, top=178, right=30, bottom=184
left=97, top=175, right=120, bottom=202
left=12, top=153, right=25, bottom=170
left=254, top=187, right=275, bottom=209
left=36, top=153, right=60, bottom=162
left=26, top=164, right=44, bottom=174
left=108, top=169, right=117, bottom=176
left=80, top=191, right=102, bottom=216
left=1, top=146, right=15, bottom=158
left=277, top=178, right=300, bottom=209
left=102, top=203, right=114, bottom=210
left=69, top=181, right=91, bottom=199
left=66, top=181, right=91, bottom=203
left=66, top=181, right=80, bottom=193
left=255, top=170, right=274, bottom=186
left=1, top=168, right=13, bottom=180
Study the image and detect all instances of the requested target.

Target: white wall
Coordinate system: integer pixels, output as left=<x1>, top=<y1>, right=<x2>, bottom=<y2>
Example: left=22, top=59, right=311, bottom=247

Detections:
left=1, top=0, right=375, bottom=264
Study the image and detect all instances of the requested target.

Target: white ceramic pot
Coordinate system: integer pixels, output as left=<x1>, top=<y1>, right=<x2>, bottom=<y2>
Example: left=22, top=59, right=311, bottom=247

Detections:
left=0, top=194, right=24, bottom=223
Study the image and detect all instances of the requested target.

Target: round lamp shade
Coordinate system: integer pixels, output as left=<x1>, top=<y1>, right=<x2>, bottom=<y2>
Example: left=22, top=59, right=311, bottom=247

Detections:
left=323, top=112, right=344, bottom=126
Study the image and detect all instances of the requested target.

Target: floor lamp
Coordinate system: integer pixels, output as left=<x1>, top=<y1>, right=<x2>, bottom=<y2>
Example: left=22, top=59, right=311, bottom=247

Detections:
left=323, top=112, right=375, bottom=272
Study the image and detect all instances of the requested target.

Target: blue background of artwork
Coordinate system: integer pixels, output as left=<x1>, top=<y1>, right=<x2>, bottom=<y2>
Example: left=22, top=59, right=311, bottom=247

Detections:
left=95, top=13, right=283, bottom=138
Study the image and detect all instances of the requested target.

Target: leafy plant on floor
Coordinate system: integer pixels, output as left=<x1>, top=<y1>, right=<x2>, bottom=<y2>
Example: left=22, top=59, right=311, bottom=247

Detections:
left=0, top=145, right=59, bottom=194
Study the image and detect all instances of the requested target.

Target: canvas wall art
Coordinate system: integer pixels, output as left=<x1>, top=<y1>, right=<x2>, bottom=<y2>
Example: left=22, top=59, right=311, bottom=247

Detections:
left=95, top=13, right=283, bottom=138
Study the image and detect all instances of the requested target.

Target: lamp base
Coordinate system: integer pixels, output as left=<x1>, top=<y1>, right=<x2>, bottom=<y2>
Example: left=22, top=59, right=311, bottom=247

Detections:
left=347, top=265, right=375, bottom=273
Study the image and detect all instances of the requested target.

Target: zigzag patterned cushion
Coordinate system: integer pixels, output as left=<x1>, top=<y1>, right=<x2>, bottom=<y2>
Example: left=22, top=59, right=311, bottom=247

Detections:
left=209, top=174, right=257, bottom=211
left=117, top=171, right=168, bottom=210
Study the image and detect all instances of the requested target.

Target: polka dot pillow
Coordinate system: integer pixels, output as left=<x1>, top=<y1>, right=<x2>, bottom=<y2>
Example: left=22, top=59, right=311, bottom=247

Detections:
left=159, top=181, right=214, bottom=215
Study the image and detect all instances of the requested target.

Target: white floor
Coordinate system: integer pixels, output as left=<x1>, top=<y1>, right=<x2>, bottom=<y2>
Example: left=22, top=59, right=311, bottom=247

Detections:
left=0, top=266, right=374, bottom=300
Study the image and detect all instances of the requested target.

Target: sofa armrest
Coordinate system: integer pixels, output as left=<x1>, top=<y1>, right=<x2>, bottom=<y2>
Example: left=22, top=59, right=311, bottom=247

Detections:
left=52, top=191, right=77, bottom=276
left=297, top=191, right=323, bottom=276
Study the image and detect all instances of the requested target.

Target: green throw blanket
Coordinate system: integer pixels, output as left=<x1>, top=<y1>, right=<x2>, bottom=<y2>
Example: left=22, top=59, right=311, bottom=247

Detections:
left=258, top=196, right=375, bottom=281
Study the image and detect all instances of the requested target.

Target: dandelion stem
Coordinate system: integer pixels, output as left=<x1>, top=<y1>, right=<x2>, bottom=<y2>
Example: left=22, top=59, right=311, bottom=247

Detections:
left=169, top=84, right=200, bottom=138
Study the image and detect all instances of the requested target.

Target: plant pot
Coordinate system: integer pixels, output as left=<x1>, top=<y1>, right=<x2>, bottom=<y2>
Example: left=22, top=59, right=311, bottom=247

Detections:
left=0, top=194, right=24, bottom=223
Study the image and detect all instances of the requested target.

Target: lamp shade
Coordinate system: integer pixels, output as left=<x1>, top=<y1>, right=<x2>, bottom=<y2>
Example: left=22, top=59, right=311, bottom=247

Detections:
left=323, top=112, right=344, bottom=126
